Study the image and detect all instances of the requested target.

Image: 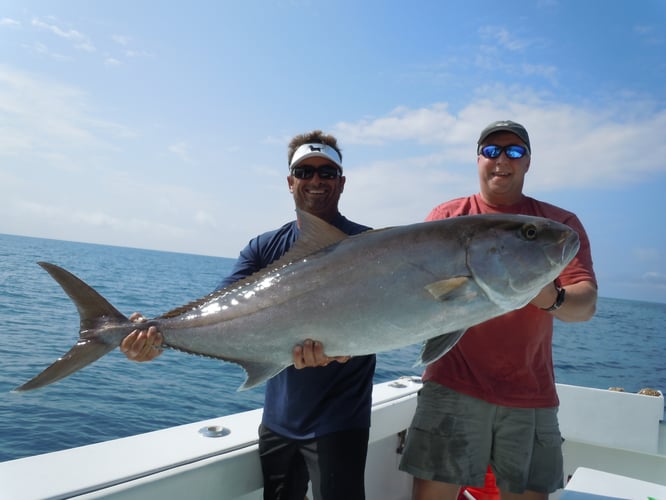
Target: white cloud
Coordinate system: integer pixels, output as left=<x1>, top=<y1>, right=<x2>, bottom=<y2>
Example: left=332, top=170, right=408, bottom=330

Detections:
left=330, top=85, right=666, bottom=230
left=521, top=63, right=559, bottom=85
left=1, top=17, right=20, bottom=27
left=195, top=210, right=218, bottom=228
left=634, top=24, right=664, bottom=45
left=111, top=34, right=130, bottom=46
left=642, top=272, right=666, bottom=287
left=168, top=142, right=194, bottom=163
left=27, top=41, right=71, bottom=61
left=633, top=248, right=661, bottom=262
left=478, top=26, right=531, bottom=52
left=31, top=17, right=95, bottom=52
left=335, top=103, right=458, bottom=146
left=336, top=85, right=666, bottom=191
left=0, top=66, right=134, bottom=162
left=110, top=33, right=153, bottom=59
left=1, top=64, right=664, bottom=263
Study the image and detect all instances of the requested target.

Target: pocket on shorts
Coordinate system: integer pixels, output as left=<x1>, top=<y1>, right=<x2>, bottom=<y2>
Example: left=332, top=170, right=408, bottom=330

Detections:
left=535, top=424, right=562, bottom=448
left=409, top=383, right=453, bottom=432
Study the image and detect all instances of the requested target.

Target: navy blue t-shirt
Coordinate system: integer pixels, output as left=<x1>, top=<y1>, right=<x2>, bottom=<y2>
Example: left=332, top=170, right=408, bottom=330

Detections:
left=217, top=214, right=376, bottom=439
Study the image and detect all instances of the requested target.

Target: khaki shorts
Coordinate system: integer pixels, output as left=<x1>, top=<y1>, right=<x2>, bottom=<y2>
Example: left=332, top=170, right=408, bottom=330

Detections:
left=399, top=381, right=563, bottom=494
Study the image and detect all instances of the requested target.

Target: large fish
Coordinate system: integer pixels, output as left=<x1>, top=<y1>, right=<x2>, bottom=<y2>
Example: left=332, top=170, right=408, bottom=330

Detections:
left=14, top=211, right=579, bottom=392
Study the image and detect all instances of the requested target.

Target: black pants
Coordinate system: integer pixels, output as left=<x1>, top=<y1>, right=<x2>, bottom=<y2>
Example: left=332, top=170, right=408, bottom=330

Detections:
left=258, top=424, right=369, bottom=500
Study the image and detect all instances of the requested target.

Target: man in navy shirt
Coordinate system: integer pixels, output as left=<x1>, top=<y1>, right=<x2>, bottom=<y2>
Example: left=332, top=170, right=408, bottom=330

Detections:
left=121, top=130, right=376, bottom=500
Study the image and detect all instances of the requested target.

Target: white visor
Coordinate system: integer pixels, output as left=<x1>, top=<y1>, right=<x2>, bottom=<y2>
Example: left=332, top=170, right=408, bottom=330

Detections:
left=289, top=143, right=343, bottom=171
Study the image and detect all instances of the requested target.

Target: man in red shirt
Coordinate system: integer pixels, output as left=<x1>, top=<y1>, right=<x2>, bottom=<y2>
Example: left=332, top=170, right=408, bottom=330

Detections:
left=399, top=120, right=598, bottom=500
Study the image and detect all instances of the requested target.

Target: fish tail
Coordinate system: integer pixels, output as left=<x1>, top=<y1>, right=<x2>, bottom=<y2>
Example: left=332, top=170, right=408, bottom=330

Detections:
left=13, top=262, right=130, bottom=392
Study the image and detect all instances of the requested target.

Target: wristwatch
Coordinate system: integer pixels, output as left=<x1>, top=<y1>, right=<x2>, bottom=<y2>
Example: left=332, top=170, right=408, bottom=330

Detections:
left=543, top=286, right=566, bottom=312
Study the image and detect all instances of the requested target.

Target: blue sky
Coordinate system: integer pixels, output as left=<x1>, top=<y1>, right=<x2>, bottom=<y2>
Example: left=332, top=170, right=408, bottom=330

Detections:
left=1, top=1, right=665, bottom=304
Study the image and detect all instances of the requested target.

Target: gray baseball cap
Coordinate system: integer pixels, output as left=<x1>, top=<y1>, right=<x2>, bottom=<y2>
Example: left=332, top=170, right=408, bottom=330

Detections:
left=477, top=120, right=531, bottom=153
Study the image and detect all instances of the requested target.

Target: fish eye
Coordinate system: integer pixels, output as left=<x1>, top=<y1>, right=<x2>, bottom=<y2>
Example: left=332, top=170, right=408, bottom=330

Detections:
left=522, top=224, right=538, bottom=240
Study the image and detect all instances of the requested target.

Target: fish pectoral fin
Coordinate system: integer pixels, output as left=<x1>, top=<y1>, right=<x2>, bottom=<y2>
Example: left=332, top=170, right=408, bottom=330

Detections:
left=14, top=339, right=117, bottom=392
left=236, top=361, right=288, bottom=391
left=425, top=277, right=469, bottom=301
left=416, top=329, right=467, bottom=366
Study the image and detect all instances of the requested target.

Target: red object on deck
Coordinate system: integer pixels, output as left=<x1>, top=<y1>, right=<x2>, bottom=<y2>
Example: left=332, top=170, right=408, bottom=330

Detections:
left=457, top=466, right=499, bottom=500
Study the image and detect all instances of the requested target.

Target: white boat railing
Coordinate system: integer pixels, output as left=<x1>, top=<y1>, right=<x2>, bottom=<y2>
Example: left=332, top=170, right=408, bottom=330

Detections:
left=556, top=383, right=666, bottom=487
left=1, top=378, right=664, bottom=500
left=0, top=377, right=423, bottom=500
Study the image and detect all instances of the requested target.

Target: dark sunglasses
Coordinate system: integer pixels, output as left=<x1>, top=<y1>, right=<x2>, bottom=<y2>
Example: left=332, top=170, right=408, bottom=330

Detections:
left=291, top=164, right=342, bottom=180
left=479, top=144, right=528, bottom=159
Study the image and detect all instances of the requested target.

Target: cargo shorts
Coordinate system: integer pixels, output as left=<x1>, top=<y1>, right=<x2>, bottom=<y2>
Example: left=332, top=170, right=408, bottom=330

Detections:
left=398, top=381, right=564, bottom=494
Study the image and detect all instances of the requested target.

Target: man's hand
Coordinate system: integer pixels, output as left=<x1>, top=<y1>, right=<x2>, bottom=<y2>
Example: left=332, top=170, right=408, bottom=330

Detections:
left=292, top=339, right=351, bottom=369
left=120, top=313, right=164, bottom=362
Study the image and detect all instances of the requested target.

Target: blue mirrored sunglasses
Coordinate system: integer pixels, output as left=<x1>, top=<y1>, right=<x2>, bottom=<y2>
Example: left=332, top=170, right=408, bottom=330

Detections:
left=291, top=164, right=341, bottom=180
left=479, top=144, right=528, bottom=159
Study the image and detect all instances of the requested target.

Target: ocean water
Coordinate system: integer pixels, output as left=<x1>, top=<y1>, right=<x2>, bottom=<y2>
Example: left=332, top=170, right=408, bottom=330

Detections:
left=0, top=233, right=664, bottom=463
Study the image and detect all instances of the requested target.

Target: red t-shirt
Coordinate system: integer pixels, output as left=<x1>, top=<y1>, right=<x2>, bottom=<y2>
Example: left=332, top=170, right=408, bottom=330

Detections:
left=422, top=194, right=597, bottom=407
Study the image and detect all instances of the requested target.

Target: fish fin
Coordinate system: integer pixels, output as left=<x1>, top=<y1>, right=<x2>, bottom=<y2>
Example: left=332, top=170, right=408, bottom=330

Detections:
left=160, top=210, right=354, bottom=317
left=14, top=340, right=117, bottom=392
left=415, top=329, right=467, bottom=366
left=13, top=262, right=129, bottom=392
left=37, top=262, right=128, bottom=329
left=234, top=210, right=352, bottom=283
left=425, top=277, right=469, bottom=300
left=295, top=209, right=350, bottom=248
left=236, top=361, right=288, bottom=391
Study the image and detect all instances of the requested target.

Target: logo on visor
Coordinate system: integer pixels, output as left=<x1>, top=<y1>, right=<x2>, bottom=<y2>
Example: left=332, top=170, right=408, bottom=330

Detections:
left=309, top=146, right=322, bottom=152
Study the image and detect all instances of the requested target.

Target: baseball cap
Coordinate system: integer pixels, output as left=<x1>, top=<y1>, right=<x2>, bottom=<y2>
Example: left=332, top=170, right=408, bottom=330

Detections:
left=289, top=143, right=343, bottom=171
left=477, top=120, right=531, bottom=153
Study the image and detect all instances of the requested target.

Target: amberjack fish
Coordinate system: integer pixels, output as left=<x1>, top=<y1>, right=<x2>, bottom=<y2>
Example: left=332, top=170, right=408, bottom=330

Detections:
left=14, top=211, right=579, bottom=392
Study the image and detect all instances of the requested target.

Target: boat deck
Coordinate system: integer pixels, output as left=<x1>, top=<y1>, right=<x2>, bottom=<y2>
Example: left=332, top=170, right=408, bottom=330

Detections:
left=1, top=379, right=664, bottom=500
